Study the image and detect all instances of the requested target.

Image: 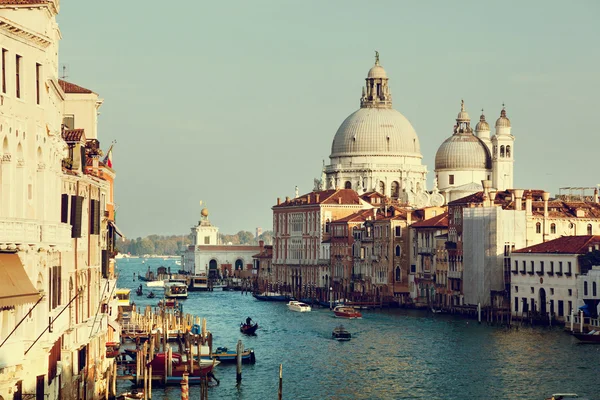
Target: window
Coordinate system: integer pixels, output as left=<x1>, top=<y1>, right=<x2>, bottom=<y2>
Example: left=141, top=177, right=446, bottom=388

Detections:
left=550, top=288, right=554, bottom=295
left=500, top=145, right=505, bottom=157
left=395, top=245, right=401, bottom=257
left=1, top=48, right=6, bottom=93
left=449, top=175, right=454, bottom=185
left=593, top=282, right=597, bottom=297
left=588, top=224, right=593, bottom=235
left=395, top=226, right=401, bottom=237
left=344, top=181, right=351, bottom=189
left=549, top=261, right=554, bottom=275
left=550, top=223, right=556, bottom=234
left=514, top=297, right=518, bottom=312
left=513, top=260, right=518, bottom=273
left=529, top=261, right=534, bottom=274
left=568, top=301, right=572, bottom=314
left=584, top=281, right=588, bottom=296
left=536, top=222, right=541, bottom=234
left=15, top=54, right=22, bottom=98
left=530, top=287, right=534, bottom=294
left=515, top=286, right=518, bottom=293
left=506, top=145, right=511, bottom=158
left=522, top=297, right=528, bottom=313
left=35, top=63, right=41, bottom=104
left=48, top=265, right=62, bottom=310
left=395, top=267, right=401, bottom=282
left=558, top=261, right=563, bottom=275
left=539, top=261, right=544, bottom=275
left=204, top=236, right=210, bottom=244
left=521, top=260, right=526, bottom=274
left=558, top=300, right=564, bottom=317
left=568, top=289, right=572, bottom=296
left=410, top=264, right=416, bottom=273
left=566, top=261, right=572, bottom=276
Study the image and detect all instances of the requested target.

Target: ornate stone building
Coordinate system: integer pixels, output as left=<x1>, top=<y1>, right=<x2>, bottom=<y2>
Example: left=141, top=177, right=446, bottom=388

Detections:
left=323, top=54, right=433, bottom=206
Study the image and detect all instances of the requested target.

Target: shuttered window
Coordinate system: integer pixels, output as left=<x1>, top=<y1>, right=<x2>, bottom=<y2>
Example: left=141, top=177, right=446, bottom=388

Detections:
left=71, top=195, right=83, bottom=238
left=102, top=249, right=108, bottom=278
left=90, top=199, right=100, bottom=235
left=61, top=194, right=69, bottom=223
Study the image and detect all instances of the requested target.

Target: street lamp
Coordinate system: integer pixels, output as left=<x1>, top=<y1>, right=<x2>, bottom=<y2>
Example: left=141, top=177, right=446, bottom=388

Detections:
left=329, top=286, right=333, bottom=310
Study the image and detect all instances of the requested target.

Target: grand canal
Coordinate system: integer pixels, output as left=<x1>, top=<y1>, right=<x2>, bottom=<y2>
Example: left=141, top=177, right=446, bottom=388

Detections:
left=116, top=258, right=599, bottom=400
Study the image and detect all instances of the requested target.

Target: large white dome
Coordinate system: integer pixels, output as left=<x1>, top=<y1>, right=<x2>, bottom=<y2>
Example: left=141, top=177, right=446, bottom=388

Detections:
left=435, top=134, right=492, bottom=170
left=330, top=108, right=422, bottom=158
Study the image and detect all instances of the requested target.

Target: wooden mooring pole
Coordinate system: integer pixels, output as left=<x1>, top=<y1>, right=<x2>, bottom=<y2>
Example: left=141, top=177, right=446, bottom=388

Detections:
left=180, top=372, right=189, bottom=400
left=236, top=340, right=243, bottom=384
left=278, top=364, right=283, bottom=400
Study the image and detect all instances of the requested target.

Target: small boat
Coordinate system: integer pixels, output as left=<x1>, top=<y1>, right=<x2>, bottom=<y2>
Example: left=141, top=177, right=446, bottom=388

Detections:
left=240, top=322, right=259, bottom=335
left=158, top=299, right=178, bottom=308
left=189, top=275, right=209, bottom=291
left=287, top=301, right=312, bottom=312
left=332, top=325, right=351, bottom=341
left=333, top=305, right=362, bottom=319
left=117, top=389, right=144, bottom=400
left=252, top=292, right=288, bottom=302
left=147, top=291, right=155, bottom=299
left=206, top=347, right=256, bottom=364
left=164, top=282, right=188, bottom=299
left=147, top=280, right=165, bottom=288
left=544, top=394, right=582, bottom=400
left=135, top=287, right=143, bottom=296
left=572, top=330, right=600, bottom=344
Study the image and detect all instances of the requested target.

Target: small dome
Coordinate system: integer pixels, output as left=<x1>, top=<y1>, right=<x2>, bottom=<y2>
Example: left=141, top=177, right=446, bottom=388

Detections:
left=495, top=108, right=511, bottom=128
left=435, top=134, right=492, bottom=170
left=201, top=208, right=209, bottom=217
left=476, top=112, right=490, bottom=131
left=331, top=108, right=421, bottom=157
left=367, top=64, right=387, bottom=79
left=456, top=100, right=470, bottom=122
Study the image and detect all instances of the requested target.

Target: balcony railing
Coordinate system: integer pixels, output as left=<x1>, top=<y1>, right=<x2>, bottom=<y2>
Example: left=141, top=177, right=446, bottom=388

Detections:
left=418, top=246, right=435, bottom=255
left=448, top=270, right=462, bottom=279
left=0, top=218, right=71, bottom=248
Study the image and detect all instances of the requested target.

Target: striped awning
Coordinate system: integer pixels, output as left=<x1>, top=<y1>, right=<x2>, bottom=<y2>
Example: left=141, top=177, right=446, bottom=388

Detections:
left=0, top=253, right=40, bottom=309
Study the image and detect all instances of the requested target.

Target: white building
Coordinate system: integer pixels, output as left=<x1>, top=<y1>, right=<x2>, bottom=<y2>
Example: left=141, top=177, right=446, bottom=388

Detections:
left=323, top=53, right=431, bottom=206
left=435, top=101, right=514, bottom=204
left=577, top=265, right=600, bottom=318
left=182, top=208, right=260, bottom=278
left=511, top=236, right=600, bottom=322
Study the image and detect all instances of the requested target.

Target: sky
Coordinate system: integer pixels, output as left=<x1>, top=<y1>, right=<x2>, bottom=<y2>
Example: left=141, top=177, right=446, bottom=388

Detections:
left=57, top=0, right=600, bottom=239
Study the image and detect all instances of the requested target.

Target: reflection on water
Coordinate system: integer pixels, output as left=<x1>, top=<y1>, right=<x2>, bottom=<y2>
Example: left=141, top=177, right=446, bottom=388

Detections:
left=117, top=259, right=600, bottom=399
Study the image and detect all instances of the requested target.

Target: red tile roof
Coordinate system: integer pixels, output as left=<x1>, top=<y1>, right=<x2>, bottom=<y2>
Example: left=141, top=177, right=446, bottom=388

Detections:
left=513, top=235, right=600, bottom=254
left=58, top=79, right=93, bottom=94
left=62, top=129, right=85, bottom=143
left=411, top=212, right=449, bottom=228
left=333, top=209, right=374, bottom=223
left=273, top=189, right=362, bottom=208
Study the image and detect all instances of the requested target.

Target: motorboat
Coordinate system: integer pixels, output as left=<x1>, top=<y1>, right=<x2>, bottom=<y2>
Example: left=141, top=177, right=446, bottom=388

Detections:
left=164, top=282, right=188, bottom=299
left=205, top=347, right=256, bottom=364
left=117, top=389, right=144, bottom=400
left=287, top=301, right=312, bottom=312
left=240, top=322, right=259, bottom=335
left=333, top=305, right=362, bottom=319
left=572, top=330, right=600, bottom=344
left=332, top=325, right=351, bottom=341
left=253, top=292, right=288, bottom=302
left=105, top=341, right=121, bottom=358
left=147, top=280, right=165, bottom=288
left=544, top=394, right=582, bottom=400
left=189, top=275, right=209, bottom=291
left=131, top=352, right=219, bottom=386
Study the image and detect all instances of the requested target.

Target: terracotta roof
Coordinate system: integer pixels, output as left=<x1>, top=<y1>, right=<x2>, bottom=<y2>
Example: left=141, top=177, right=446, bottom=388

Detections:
left=252, top=245, right=273, bottom=259
left=62, top=129, right=85, bottom=143
left=0, top=0, right=48, bottom=4
left=273, top=189, right=362, bottom=208
left=449, top=189, right=547, bottom=209
left=333, top=209, right=374, bottom=223
left=411, top=212, right=449, bottom=228
left=59, top=79, right=93, bottom=94
left=513, top=235, right=600, bottom=254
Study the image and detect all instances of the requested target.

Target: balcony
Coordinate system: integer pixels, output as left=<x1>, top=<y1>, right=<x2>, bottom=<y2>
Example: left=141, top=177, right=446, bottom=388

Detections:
left=418, top=246, right=435, bottom=255
left=448, top=270, right=462, bottom=279
left=0, top=218, right=71, bottom=249
left=351, top=273, right=365, bottom=281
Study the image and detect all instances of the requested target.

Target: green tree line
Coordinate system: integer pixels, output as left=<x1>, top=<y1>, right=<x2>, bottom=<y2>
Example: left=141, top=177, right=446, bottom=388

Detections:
left=116, top=231, right=273, bottom=256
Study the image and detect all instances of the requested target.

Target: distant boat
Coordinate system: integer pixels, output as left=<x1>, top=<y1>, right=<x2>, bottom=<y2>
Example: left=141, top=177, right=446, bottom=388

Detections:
left=333, top=306, right=362, bottom=319
left=240, top=322, right=259, bottom=335
left=572, top=330, right=600, bottom=344
left=204, top=347, right=256, bottom=364
left=332, top=325, right=351, bottom=341
left=287, top=301, right=312, bottom=312
left=253, top=292, right=288, bottom=302
left=164, top=282, right=188, bottom=299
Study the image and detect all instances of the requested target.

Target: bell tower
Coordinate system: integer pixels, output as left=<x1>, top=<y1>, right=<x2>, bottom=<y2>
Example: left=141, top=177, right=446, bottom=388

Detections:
left=491, top=106, right=515, bottom=191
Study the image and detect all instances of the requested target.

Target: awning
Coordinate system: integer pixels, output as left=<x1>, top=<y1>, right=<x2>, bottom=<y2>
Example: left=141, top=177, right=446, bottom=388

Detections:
left=109, top=221, right=125, bottom=238
left=0, top=253, right=40, bottom=308
left=107, top=319, right=120, bottom=332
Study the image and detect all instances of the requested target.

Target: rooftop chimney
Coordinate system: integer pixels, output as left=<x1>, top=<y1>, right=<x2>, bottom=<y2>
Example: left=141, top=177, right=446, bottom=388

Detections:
left=338, top=197, right=342, bottom=204
left=525, top=192, right=533, bottom=215
left=277, top=197, right=281, bottom=205
left=481, top=180, right=492, bottom=207
left=542, top=192, right=550, bottom=218
left=285, top=196, right=290, bottom=203
left=315, top=193, right=320, bottom=202
left=594, top=188, right=599, bottom=203
left=513, top=189, right=524, bottom=211
left=407, top=210, right=412, bottom=225
left=307, top=195, right=311, bottom=204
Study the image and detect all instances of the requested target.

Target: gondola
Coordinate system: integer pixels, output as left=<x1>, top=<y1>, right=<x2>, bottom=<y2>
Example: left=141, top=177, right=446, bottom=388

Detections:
left=240, top=322, right=259, bottom=335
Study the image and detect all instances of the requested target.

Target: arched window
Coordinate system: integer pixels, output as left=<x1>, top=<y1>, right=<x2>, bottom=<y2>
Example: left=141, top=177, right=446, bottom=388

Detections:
left=500, top=145, right=505, bottom=158
left=584, top=281, right=588, bottom=296
left=395, top=245, right=401, bottom=257
left=344, top=181, right=352, bottom=189
left=593, top=281, right=597, bottom=297
left=536, top=222, right=541, bottom=234
left=395, top=267, right=401, bottom=282
left=378, top=181, right=385, bottom=195
left=550, top=223, right=556, bottom=234
left=391, top=181, right=400, bottom=199
left=506, top=145, right=511, bottom=158
left=588, top=224, right=593, bottom=235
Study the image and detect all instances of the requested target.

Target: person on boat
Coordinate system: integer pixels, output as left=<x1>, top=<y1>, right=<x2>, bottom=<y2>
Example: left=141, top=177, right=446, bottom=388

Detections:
left=246, top=317, right=252, bottom=326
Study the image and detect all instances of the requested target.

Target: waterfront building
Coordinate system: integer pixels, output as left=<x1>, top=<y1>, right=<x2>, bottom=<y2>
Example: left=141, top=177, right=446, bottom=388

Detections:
left=577, top=265, right=600, bottom=318
left=410, top=211, right=449, bottom=307
left=252, top=241, right=273, bottom=293
left=0, top=2, right=120, bottom=399
left=511, top=236, right=600, bottom=322
left=271, top=189, right=372, bottom=299
left=182, top=208, right=260, bottom=278
left=323, top=54, right=437, bottom=207
left=434, top=101, right=514, bottom=204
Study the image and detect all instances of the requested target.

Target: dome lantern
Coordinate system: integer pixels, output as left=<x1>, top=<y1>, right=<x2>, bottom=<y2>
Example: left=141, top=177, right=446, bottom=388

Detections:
left=475, top=109, right=490, bottom=132
left=360, top=51, right=392, bottom=109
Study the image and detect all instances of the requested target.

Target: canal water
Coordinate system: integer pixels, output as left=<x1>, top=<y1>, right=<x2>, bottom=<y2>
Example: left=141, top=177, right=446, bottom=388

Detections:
left=117, top=258, right=599, bottom=400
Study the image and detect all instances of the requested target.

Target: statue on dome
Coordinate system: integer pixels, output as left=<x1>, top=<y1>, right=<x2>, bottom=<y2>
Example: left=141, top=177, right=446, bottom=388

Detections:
left=375, top=50, right=380, bottom=64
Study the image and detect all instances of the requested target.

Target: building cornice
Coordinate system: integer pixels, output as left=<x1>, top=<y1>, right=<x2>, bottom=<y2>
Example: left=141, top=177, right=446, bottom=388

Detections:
left=0, top=16, right=53, bottom=48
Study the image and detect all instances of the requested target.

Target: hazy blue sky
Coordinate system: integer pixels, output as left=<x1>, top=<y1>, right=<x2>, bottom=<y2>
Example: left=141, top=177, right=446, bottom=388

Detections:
left=57, top=0, right=599, bottom=239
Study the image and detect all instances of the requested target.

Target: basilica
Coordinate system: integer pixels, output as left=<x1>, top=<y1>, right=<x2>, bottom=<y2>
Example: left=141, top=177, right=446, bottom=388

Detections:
left=321, top=53, right=515, bottom=205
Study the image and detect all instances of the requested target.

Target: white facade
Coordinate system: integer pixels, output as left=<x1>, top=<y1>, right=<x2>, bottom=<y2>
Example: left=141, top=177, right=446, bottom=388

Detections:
left=463, top=206, right=526, bottom=307
left=323, top=55, right=428, bottom=204
left=511, top=253, right=579, bottom=321
left=577, top=265, right=600, bottom=316
left=491, top=108, right=514, bottom=191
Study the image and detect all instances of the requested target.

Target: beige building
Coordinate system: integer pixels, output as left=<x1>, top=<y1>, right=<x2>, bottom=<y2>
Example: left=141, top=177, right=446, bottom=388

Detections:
left=0, top=2, right=119, bottom=399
